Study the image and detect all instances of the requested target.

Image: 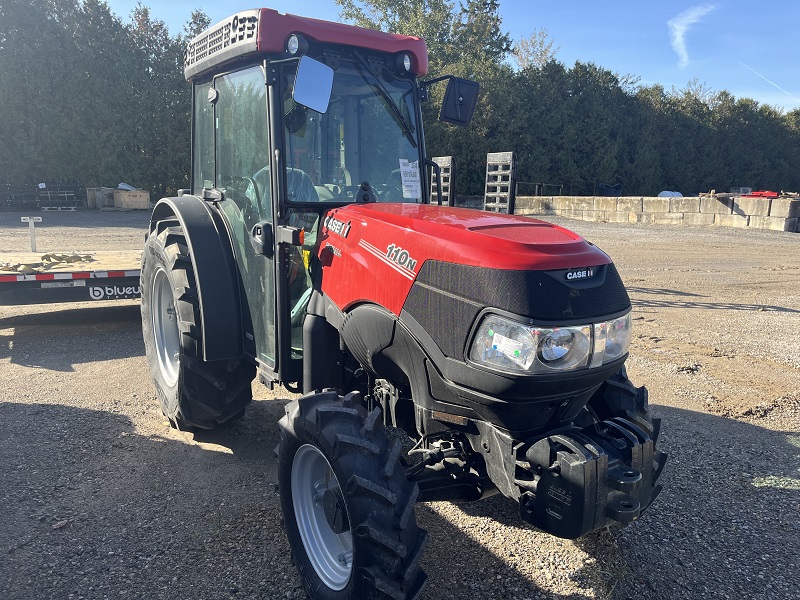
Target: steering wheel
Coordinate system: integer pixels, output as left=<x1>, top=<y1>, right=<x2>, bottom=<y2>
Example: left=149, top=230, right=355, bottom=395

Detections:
left=381, top=169, right=405, bottom=202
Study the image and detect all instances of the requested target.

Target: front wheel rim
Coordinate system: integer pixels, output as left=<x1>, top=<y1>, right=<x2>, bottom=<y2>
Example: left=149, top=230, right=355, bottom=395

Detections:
left=291, top=444, right=353, bottom=590
left=151, top=267, right=181, bottom=387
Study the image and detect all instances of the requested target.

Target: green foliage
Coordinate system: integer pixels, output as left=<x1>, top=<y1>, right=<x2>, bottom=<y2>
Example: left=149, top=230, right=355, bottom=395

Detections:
left=2, top=0, right=800, bottom=200
left=0, top=0, right=198, bottom=197
left=513, top=27, right=560, bottom=71
left=336, top=0, right=800, bottom=197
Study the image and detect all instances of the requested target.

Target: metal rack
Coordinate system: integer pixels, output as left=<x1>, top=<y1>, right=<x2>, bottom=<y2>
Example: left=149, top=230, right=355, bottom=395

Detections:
left=483, top=152, right=517, bottom=214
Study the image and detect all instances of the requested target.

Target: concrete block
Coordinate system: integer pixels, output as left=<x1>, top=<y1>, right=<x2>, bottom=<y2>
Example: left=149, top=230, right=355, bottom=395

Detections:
left=584, top=210, right=609, bottom=222
left=749, top=216, right=799, bottom=232
left=617, top=198, right=643, bottom=213
left=654, top=212, right=685, bottom=225
left=642, top=198, right=670, bottom=213
left=769, top=198, right=800, bottom=219
left=594, top=197, right=618, bottom=212
left=606, top=211, right=632, bottom=223
left=715, top=213, right=750, bottom=228
left=516, top=197, right=557, bottom=215
left=732, top=197, right=770, bottom=217
left=632, top=212, right=656, bottom=224
left=670, top=197, right=700, bottom=213
left=549, top=197, right=571, bottom=211
left=700, top=197, right=733, bottom=214
left=563, top=197, right=595, bottom=211
left=683, top=213, right=716, bottom=226
left=561, top=209, right=585, bottom=220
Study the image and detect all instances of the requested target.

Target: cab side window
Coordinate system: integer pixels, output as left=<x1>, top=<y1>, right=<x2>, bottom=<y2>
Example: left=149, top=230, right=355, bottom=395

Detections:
left=192, top=81, right=214, bottom=195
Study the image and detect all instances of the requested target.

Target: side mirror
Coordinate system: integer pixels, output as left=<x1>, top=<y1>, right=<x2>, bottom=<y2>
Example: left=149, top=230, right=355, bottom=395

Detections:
left=439, top=77, right=480, bottom=126
left=293, top=56, right=333, bottom=114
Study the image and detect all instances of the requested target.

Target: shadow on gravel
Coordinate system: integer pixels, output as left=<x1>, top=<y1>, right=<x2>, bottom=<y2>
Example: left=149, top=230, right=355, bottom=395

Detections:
left=627, top=286, right=707, bottom=298
left=0, top=304, right=142, bottom=371
left=455, top=405, right=800, bottom=600
left=0, top=399, right=554, bottom=600
left=0, top=400, right=291, bottom=600
left=627, top=286, right=800, bottom=313
left=631, top=298, right=800, bottom=313
left=4, top=396, right=796, bottom=598
left=609, top=405, right=800, bottom=600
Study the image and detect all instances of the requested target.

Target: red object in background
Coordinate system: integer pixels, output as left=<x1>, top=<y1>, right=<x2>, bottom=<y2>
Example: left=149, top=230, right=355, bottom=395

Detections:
left=742, top=190, right=779, bottom=198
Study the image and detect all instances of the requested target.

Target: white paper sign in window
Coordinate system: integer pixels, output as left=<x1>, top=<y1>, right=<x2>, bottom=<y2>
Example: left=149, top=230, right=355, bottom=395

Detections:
left=399, top=159, right=421, bottom=199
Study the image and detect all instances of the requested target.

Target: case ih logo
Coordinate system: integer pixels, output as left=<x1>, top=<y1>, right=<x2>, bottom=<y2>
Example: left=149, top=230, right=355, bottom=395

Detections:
left=324, top=215, right=352, bottom=238
left=565, top=268, right=595, bottom=281
left=89, top=285, right=141, bottom=300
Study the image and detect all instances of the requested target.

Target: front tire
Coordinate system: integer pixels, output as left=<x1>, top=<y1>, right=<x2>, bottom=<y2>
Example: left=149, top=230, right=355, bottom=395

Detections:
left=278, top=391, right=427, bottom=600
left=141, top=219, right=254, bottom=430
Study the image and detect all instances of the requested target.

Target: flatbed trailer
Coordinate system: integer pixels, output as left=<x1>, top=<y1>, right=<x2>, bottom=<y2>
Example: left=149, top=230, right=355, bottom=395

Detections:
left=0, top=250, right=141, bottom=305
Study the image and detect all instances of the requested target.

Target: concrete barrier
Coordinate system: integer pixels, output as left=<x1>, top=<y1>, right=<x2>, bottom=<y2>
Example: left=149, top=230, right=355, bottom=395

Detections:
left=514, top=195, right=799, bottom=233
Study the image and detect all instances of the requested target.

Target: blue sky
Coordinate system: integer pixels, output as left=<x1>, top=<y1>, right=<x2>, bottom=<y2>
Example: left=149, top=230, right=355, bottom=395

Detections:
left=106, top=1, right=800, bottom=111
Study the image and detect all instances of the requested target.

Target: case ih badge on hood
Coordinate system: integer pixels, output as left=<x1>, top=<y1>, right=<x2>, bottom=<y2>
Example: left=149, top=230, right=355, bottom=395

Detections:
left=141, top=8, right=666, bottom=600
left=565, top=267, right=595, bottom=281
left=323, top=214, right=351, bottom=238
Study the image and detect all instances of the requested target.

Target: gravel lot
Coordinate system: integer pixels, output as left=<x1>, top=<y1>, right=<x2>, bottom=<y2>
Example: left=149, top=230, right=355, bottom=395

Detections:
left=1, top=210, right=799, bottom=600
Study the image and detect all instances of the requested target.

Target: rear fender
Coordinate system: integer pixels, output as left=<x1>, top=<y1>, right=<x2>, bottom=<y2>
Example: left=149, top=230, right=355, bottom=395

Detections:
left=149, top=196, right=241, bottom=361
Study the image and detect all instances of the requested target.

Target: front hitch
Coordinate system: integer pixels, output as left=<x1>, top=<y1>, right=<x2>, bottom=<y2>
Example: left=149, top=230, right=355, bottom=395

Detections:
left=517, top=417, right=667, bottom=538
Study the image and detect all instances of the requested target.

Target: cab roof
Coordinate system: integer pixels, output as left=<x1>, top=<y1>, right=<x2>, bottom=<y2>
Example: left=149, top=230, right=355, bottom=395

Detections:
left=184, top=8, right=429, bottom=81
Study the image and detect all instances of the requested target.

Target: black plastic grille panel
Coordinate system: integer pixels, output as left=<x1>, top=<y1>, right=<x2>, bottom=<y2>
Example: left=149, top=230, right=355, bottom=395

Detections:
left=403, top=261, right=631, bottom=361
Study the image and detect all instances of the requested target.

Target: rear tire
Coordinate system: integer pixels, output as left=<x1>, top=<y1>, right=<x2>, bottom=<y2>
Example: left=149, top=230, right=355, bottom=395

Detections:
left=141, top=219, right=254, bottom=430
left=278, top=391, right=427, bottom=600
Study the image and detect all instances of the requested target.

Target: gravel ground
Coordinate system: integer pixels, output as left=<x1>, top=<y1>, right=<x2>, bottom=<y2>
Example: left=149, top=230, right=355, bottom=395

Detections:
left=1, top=210, right=798, bottom=600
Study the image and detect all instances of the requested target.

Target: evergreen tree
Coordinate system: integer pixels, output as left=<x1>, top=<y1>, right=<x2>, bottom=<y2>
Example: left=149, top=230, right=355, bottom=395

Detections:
left=2, top=1, right=800, bottom=198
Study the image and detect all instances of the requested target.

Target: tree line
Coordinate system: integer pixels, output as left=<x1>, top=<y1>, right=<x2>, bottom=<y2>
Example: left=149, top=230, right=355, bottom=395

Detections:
left=0, top=0, right=208, bottom=198
left=3, top=0, right=800, bottom=199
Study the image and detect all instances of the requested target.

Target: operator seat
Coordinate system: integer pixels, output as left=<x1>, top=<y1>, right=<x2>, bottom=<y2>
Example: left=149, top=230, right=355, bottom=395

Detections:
left=252, top=166, right=319, bottom=208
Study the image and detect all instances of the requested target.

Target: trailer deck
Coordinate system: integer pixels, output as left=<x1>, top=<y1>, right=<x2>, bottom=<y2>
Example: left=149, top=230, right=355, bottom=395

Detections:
left=0, top=250, right=141, bottom=305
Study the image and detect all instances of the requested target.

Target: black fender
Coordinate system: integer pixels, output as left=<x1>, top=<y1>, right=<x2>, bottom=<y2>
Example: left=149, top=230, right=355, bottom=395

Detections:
left=149, top=196, right=241, bottom=361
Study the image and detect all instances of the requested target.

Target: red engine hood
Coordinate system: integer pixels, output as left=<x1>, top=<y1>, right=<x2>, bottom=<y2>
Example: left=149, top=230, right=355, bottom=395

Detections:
left=317, top=203, right=611, bottom=315
left=334, top=203, right=609, bottom=270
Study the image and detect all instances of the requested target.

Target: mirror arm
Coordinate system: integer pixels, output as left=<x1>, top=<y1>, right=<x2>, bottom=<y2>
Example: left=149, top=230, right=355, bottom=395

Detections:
left=267, top=56, right=301, bottom=67
left=419, top=75, right=452, bottom=101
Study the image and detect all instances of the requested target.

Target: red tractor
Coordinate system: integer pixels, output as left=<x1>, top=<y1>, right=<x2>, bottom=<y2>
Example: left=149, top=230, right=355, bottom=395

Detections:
left=141, top=9, right=666, bottom=599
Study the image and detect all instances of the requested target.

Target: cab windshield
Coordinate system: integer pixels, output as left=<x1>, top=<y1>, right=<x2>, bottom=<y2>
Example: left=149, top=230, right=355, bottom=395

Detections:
left=278, top=60, right=423, bottom=204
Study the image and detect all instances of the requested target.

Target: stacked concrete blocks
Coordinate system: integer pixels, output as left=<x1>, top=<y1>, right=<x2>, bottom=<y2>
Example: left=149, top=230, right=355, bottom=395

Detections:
left=514, top=195, right=799, bottom=233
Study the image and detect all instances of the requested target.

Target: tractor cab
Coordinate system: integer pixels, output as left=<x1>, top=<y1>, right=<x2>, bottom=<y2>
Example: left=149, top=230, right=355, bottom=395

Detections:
left=185, top=9, right=476, bottom=386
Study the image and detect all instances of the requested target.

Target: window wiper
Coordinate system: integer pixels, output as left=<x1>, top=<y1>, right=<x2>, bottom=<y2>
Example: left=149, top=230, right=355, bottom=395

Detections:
left=353, top=51, right=417, bottom=149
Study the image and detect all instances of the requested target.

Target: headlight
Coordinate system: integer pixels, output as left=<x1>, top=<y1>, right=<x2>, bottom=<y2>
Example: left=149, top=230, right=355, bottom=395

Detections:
left=286, top=34, right=309, bottom=55
left=469, top=312, right=631, bottom=375
left=398, top=53, right=412, bottom=72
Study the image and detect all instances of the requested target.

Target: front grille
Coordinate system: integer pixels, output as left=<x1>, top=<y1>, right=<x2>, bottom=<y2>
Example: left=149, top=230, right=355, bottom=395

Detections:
left=403, top=261, right=630, bottom=361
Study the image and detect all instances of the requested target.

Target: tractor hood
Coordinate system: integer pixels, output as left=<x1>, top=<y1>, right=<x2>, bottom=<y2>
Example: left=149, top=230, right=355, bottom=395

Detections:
left=317, top=203, right=614, bottom=316
left=328, top=203, right=610, bottom=271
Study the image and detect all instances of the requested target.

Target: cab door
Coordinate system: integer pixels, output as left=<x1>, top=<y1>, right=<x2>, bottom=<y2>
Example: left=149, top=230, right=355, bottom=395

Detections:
left=213, top=65, right=278, bottom=373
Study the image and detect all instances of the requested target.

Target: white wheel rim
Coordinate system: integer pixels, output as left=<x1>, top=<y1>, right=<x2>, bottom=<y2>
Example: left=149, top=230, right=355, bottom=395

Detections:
left=291, top=444, right=353, bottom=590
left=151, top=267, right=180, bottom=387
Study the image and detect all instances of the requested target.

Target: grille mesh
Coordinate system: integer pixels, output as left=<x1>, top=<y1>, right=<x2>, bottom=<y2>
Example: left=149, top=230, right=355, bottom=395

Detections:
left=403, top=261, right=630, bottom=361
